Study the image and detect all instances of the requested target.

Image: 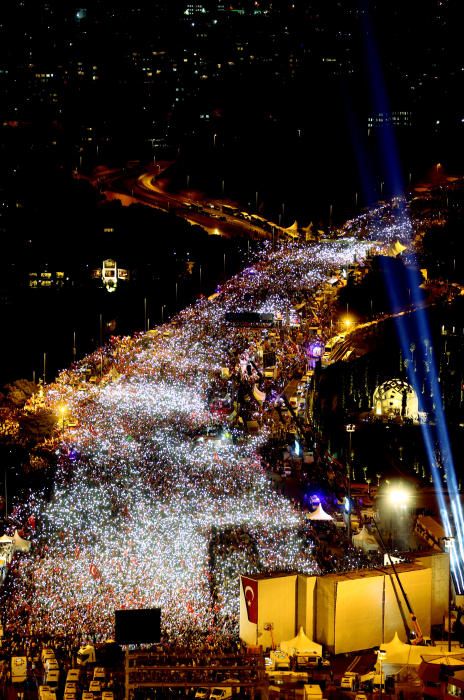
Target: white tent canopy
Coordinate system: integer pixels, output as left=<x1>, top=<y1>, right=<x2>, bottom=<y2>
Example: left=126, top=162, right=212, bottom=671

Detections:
left=307, top=504, right=333, bottom=521
left=379, top=632, right=411, bottom=663
left=378, top=632, right=461, bottom=669
left=284, top=221, right=299, bottom=233
left=352, top=526, right=380, bottom=552
left=0, top=534, right=13, bottom=543
left=252, top=384, right=266, bottom=404
left=280, top=627, right=323, bottom=656
left=12, top=530, right=31, bottom=553
left=385, top=240, right=407, bottom=257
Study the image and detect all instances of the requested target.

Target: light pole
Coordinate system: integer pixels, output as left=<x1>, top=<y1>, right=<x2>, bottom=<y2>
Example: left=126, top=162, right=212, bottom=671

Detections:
left=377, top=649, right=386, bottom=700
left=161, top=304, right=166, bottom=324
left=58, top=404, right=67, bottom=434
left=441, top=536, right=455, bottom=652
left=346, top=424, right=355, bottom=541
left=99, top=313, right=104, bottom=378
left=3, top=468, right=8, bottom=519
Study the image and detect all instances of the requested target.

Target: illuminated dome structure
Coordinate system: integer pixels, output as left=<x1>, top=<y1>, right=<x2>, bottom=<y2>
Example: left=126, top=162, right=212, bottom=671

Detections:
left=373, top=379, right=419, bottom=421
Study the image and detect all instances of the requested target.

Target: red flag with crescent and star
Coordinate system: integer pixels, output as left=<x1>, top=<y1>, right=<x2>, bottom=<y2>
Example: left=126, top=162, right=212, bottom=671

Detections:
left=89, top=563, right=101, bottom=580
left=241, top=575, right=258, bottom=624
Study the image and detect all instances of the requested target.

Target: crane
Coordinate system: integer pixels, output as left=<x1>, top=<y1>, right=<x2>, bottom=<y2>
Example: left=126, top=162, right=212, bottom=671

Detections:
left=372, top=519, right=424, bottom=645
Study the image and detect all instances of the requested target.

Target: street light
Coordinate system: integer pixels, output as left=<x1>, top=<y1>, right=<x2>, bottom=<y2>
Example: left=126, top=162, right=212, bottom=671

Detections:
left=346, top=424, right=355, bottom=541
left=58, top=404, right=67, bottom=433
left=386, top=484, right=411, bottom=509
left=342, top=316, right=353, bottom=330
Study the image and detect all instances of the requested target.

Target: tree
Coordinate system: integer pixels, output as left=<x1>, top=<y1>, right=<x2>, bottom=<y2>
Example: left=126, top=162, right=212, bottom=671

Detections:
left=19, top=409, right=57, bottom=441
left=3, top=379, right=39, bottom=408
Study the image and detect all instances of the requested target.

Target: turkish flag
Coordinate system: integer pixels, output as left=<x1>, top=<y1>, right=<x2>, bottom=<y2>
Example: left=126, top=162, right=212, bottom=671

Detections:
left=241, top=576, right=258, bottom=624
left=89, top=563, right=101, bottom=580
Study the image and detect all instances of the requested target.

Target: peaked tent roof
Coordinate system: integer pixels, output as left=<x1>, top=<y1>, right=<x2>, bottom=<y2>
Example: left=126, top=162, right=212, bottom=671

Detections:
left=385, top=240, right=407, bottom=257
left=12, top=529, right=31, bottom=553
left=0, top=534, right=13, bottom=543
left=253, top=384, right=266, bottom=404
left=284, top=221, right=299, bottom=233
left=352, top=526, right=379, bottom=550
left=379, top=632, right=411, bottom=663
left=379, top=633, right=462, bottom=668
left=280, top=627, right=323, bottom=656
left=307, top=504, right=333, bottom=521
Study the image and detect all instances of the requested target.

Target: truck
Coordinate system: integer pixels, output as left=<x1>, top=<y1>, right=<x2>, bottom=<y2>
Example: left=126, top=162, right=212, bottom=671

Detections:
left=210, top=679, right=240, bottom=700
left=296, top=654, right=322, bottom=669
left=11, top=656, right=28, bottom=684
left=77, top=644, right=96, bottom=666
left=39, top=687, right=56, bottom=700
left=303, top=684, right=323, bottom=700
left=210, top=689, right=233, bottom=700
left=44, top=670, right=60, bottom=690
left=340, top=672, right=359, bottom=690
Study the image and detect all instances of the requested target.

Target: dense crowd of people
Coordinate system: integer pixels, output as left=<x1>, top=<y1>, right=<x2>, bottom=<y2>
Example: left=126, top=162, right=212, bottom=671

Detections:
left=0, top=200, right=418, bottom=646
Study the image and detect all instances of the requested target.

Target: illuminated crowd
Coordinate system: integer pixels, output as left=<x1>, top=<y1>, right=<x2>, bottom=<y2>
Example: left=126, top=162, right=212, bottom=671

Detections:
left=1, top=200, right=424, bottom=645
